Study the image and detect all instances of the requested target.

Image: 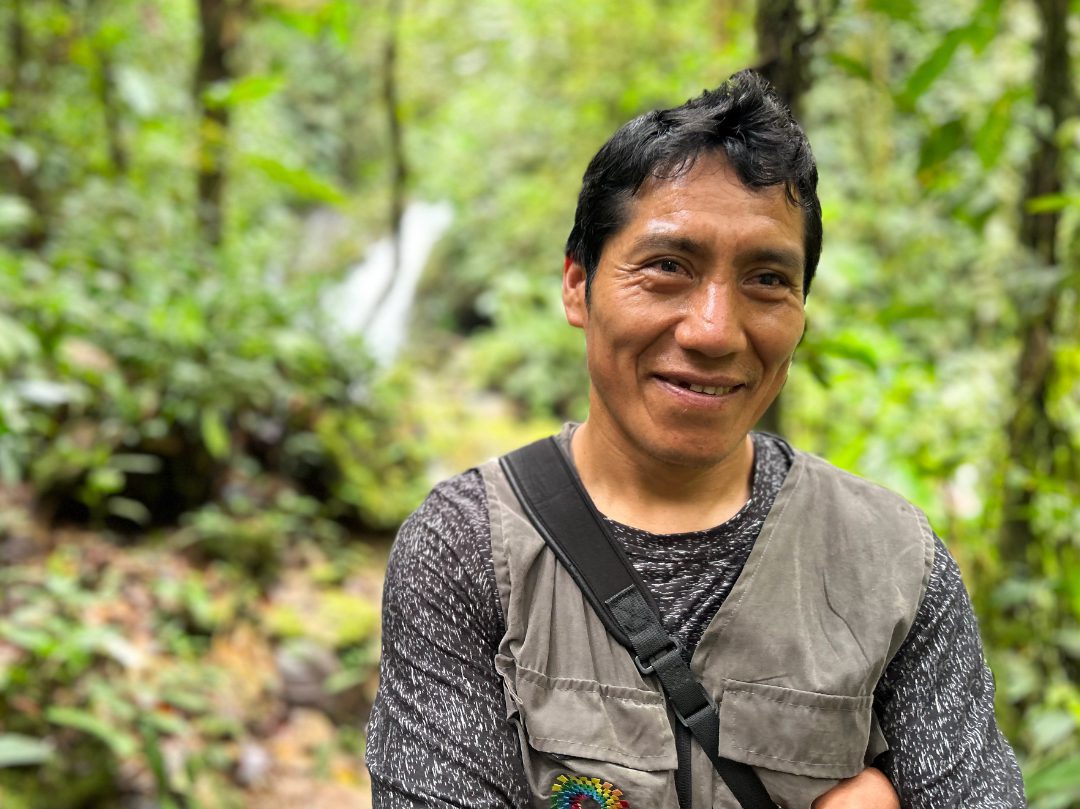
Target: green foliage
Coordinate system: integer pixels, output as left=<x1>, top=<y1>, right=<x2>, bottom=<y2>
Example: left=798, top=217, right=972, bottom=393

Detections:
left=0, top=0, right=1077, bottom=805
left=0, top=539, right=379, bottom=808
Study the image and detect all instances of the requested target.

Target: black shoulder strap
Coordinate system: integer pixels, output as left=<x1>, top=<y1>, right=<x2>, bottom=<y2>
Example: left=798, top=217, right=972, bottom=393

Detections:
left=500, top=437, right=778, bottom=809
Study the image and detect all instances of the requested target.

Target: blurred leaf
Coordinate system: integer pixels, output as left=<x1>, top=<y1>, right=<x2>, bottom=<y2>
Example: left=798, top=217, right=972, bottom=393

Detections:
left=1026, top=194, right=1080, bottom=214
left=898, top=28, right=967, bottom=109
left=203, top=75, right=285, bottom=109
left=1026, top=756, right=1080, bottom=801
left=974, top=91, right=1019, bottom=168
left=0, top=734, right=55, bottom=768
left=829, top=53, right=873, bottom=81
left=0, top=196, right=33, bottom=233
left=115, top=67, right=157, bottom=117
left=200, top=409, right=230, bottom=460
left=45, top=707, right=138, bottom=759
left=244, top=154, right=349, bottom=204
left=866, top=0, right=920, bottom=22
left=1029, top=710, right=1077, bottom=752
left=917, top=118, right=966, bottom=184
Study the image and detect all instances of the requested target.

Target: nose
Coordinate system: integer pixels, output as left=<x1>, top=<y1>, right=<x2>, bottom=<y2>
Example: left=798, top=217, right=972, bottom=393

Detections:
left=672, top=280, right=748, bottom=357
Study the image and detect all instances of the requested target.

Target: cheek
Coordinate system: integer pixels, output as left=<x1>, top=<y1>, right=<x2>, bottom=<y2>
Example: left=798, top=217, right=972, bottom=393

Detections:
left=758, top=313, right=805, bottom=364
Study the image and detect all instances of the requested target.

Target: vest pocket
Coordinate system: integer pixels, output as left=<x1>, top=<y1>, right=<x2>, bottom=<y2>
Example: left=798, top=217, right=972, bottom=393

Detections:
left=511, top=665, right=679, bottom=808
left=715, top=679, right=872, bottom=779
left=516, top=665, right=677, bottom=769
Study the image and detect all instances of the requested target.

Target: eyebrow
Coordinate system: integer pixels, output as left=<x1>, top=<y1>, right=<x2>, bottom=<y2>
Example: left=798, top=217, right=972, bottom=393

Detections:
left=739, top=247, right=804, bottom=273
left=627, top=234, right=707, bottom=256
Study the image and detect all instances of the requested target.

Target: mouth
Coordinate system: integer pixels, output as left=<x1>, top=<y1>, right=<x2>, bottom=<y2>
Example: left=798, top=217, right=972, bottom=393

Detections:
left=655, top=374, right=743, bottom=397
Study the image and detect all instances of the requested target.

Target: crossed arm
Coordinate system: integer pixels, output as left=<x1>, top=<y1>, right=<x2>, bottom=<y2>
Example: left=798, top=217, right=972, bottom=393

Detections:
left=814, top=769, right=898, bottom=808
left=366, top=476, right=1025, bottom=807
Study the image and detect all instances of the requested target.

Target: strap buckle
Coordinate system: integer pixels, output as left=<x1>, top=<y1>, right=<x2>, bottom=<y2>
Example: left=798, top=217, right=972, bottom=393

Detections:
left=633, top=639, right=685, bottom=676
left=672, top=691, right=717, bottom=729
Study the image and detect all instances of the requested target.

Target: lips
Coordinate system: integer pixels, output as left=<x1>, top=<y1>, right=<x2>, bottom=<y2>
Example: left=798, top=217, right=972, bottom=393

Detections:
left=655, top=374, right=744, bottom=397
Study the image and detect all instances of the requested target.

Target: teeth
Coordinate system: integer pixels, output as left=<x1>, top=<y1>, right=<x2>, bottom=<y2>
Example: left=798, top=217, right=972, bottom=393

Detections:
left=687, top=383, right=734, bottom=396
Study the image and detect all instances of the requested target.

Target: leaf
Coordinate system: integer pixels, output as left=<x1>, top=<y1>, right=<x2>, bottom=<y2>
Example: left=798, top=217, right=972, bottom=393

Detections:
left=974, top=91, right=1020, bottom=168
left=45, top=707, right=138, bottom=759
left=106, top=496, right=153, bottom=525
left=898, top=28, right=967, bottom=109
left=202, top=75, right=285, bottom=110
left=0, top=195, right=34, bottom=232
left=866, top=0, right=920, bottom=22
left=115, top=66, right=157, bottom=117
left=1026, top=194, right=1080, bottom=214
left=1025, top=756, right=1080, bottom=801
left=200, top=408, right=230, bottom=460
left=1029, top=711, right=1077, bottom=752
left=0, top=734, right=55, bottom=768
left=967, top=0, right=1003, bottom=53
left=244, top=154, right=349, bottom=205
left=917, top=118, right=966, bottom=184
left=828, top=53, right=873, bottom=82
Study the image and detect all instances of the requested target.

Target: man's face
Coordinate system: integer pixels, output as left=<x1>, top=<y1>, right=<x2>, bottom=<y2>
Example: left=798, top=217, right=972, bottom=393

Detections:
left=563, top=153, right=806, bottom=470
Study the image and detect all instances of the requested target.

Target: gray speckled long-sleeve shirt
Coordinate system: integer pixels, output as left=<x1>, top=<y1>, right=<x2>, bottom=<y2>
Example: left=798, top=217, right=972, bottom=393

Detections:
left=365, top=433, right=1026, bottom=807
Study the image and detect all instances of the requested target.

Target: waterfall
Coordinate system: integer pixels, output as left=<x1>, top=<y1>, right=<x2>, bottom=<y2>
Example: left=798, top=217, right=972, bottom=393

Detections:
left=322, top=200, right=453, bottom=364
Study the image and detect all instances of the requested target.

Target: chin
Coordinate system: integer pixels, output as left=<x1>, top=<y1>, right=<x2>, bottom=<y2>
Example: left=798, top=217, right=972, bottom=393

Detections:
left=640, top=435, right=744, bottom=470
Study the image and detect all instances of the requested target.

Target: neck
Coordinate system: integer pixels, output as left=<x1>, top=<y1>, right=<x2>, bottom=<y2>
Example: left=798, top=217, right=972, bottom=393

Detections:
left=570, top=420, right=755, bottom=534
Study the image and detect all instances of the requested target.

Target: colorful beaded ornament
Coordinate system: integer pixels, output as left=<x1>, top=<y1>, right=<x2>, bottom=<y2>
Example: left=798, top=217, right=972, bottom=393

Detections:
left=550, top=774, right=630, bottom=809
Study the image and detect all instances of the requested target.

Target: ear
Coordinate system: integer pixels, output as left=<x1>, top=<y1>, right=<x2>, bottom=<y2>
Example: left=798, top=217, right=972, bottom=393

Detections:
left=562, top=256, right=588, bottom=329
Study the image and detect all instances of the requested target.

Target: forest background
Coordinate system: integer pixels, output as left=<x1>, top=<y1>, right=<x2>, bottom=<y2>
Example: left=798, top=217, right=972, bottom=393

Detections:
left=0, top=0, right=1078, bottom=807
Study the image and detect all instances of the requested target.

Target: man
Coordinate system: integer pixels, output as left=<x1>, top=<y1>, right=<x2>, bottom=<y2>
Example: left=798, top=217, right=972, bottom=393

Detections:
left=366, top=71, right=1026, bottom=807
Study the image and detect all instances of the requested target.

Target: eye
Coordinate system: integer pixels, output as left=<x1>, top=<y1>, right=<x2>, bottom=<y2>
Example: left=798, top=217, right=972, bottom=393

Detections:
left=751, top=270, right=796, bottom=291
left=656, top=259, right=682, bottom=273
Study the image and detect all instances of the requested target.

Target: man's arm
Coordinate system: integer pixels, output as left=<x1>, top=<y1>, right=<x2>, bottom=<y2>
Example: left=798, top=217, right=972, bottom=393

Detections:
left=365, top=473, right=529, bottom=808
left=874, top=535, right=1027, bottom=807
left=814, top=768, right=899, bottom=809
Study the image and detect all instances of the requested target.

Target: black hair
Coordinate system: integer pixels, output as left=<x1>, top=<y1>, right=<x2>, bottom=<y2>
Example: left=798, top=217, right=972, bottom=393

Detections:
left=565, top=69, right=822, bottom=299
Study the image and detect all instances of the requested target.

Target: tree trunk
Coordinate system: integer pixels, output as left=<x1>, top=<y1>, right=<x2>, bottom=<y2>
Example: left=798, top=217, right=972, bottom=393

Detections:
left=382, top=0, right=407, bottom=276
left=194, top=0, right=240, bottom=248
left=96, top=48, right=128, bottom=176
left=752, top=0, right=828, bottom=433
left=754, top=0, right=814, bottom=118
left=999, top=0, right=1073, bottom=566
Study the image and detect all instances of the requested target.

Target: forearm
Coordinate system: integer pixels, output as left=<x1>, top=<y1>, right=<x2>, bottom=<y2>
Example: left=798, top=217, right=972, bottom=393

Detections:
left=813, top=768, right=898, bottom=809
left=365, top=473, right=530, bottom=808
left=874, top=536, right=1026, bottom=807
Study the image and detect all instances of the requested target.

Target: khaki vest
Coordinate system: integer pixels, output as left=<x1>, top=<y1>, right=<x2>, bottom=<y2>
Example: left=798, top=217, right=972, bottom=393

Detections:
left=479, top=436, right=935, bottom=809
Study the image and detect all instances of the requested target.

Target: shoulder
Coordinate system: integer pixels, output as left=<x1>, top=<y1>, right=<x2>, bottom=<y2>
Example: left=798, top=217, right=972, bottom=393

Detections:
left=770, top=444, right=937, bottom=651
left=393, top=469, right=489, bottom=551
left=793, top=448, right=922, bottom=509
left=385, top=468, right=495, bottom=610
left=785, top=446, right=938, bottom=550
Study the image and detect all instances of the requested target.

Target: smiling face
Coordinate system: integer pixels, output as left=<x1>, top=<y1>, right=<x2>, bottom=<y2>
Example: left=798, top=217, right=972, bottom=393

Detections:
left=563, top=152, right=806, bottom=472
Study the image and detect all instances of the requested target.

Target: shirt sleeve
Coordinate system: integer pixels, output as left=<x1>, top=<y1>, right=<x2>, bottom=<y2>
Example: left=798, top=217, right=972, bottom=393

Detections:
left=873, top=534, right=1027, bottom=807
left=365, top=471, right=529, bottom=808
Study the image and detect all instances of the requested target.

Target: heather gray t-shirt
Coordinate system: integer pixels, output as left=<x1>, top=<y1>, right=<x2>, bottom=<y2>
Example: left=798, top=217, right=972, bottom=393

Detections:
left=366, top=433, right=1026, bottom=807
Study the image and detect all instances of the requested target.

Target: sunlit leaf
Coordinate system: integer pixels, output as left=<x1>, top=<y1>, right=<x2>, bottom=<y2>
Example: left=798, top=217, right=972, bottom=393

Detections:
left=866, top=0, right=920, bottom=22
left=1029, top=711, right=1077, bottom=752
left=244, top=154, right=349, bottom=205
left=974, top=90, right=1020, bottom=168
left=45, top=707, right=138, bottom=759
left=1026, top=194, right=1080, bottom=214
left=202, top=75, right=285, bottom=109
left=200, top=409, right=230, bottom=460
left=898, top=28, right=967, bottom=109
left=0, top=734, right=55, bottom=768
left=1026, top=756, right=1080, bottom=801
